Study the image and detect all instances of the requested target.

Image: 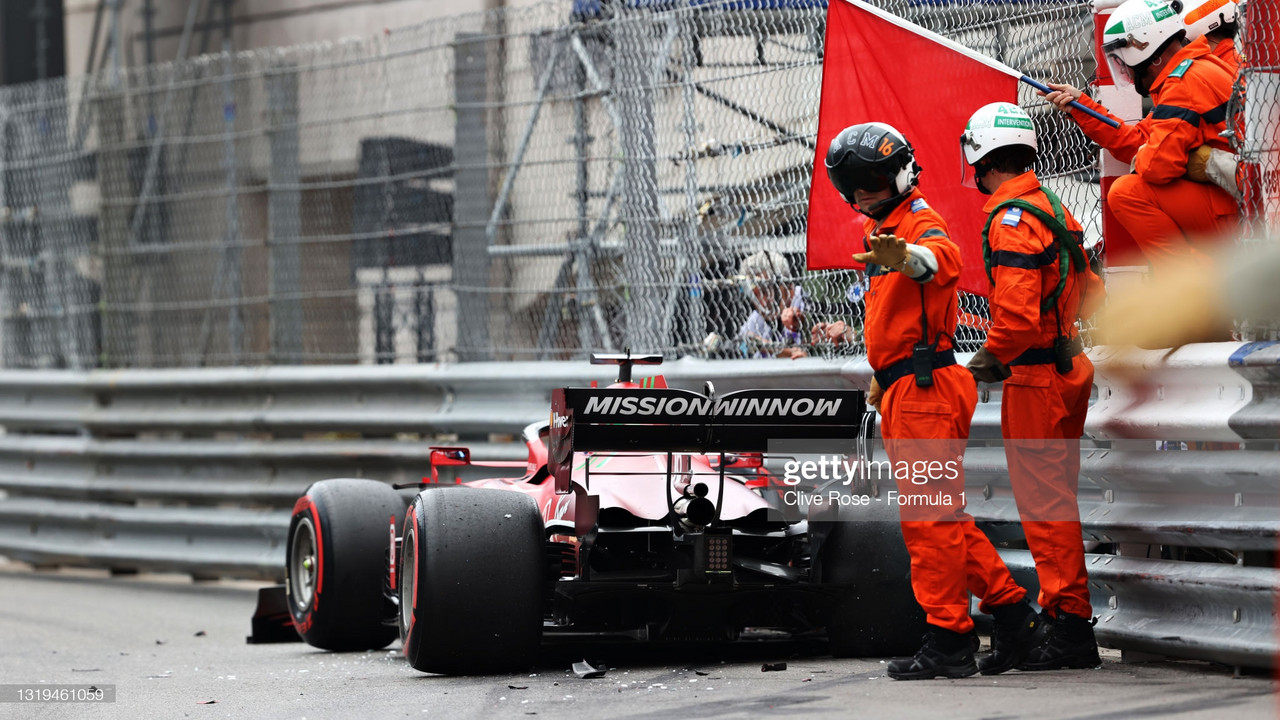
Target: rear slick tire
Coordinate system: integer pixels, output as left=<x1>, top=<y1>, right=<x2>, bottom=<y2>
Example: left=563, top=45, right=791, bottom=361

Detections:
left=399, top=487, right=544, bottom=674
left=822, top=499, right=927, bottom=657
left=286, top=478, right=405, bottom=651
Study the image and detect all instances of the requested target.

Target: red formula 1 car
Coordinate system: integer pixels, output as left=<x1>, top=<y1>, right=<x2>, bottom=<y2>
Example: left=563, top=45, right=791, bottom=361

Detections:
left=265, top=354, right=924, bottom=674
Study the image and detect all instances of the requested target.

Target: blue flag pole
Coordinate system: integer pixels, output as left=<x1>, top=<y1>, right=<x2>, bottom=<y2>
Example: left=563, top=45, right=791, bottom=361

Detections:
left=1019, top=75, right=1122, bottom=129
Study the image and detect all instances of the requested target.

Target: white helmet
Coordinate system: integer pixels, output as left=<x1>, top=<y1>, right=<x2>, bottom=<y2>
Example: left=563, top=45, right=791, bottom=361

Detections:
left=1102, top=0, right=1187, bottom=68
left=960, top=102, right=1037, bottom=166
left=1179, top=0, right=1237, bottom=40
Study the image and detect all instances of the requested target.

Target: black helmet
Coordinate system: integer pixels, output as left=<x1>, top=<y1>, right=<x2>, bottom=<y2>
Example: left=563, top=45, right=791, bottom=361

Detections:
left=824, top=122, right=920, bottom=219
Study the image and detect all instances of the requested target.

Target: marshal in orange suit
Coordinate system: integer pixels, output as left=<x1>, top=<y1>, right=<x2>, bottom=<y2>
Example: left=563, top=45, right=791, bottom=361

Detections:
left=1042, top=0, right=1238, bottom=270
left=962, top=102, right=1106, bottom=672
left=824, top=121, right=1035, bottom=681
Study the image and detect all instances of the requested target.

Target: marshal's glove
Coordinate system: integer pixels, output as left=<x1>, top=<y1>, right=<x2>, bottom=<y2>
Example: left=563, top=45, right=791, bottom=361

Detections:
left=1186, top=145, right=1213, bottom=183
left=967, top=346, right=1012, bottom=384
left=867, top=375, right=884, bottom=414
left=1206, top=147, right=1242, bottom=202
left=1187, top=145, right=1243, bottom=201
left=853, top=233, right=908, bottom=271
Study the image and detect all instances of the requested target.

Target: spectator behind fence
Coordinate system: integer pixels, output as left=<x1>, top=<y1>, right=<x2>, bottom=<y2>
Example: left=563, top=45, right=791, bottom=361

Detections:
left=802, top=269, right=864, bottom=351
left=708, top=251, right=856, bottom=359
left=1041, top=0, right=1238, bottom=272
left=735, top=250, right=807, bottom=358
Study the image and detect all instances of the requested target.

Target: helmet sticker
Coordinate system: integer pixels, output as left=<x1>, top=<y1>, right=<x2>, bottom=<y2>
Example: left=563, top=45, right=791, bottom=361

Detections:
left=995, top=116, right=1034, bottom=130
left=825, top=121, right=918, bottom=217
left=1101, top=0, right=1185, bottom=69
left=1182, top=0, right=1235, bottom=38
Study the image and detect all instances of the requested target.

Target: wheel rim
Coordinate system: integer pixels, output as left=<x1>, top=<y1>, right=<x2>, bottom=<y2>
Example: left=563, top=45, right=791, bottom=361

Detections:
left=398, top=526, right=416, bottom=633
left=290, top=516, right=318, bottom=612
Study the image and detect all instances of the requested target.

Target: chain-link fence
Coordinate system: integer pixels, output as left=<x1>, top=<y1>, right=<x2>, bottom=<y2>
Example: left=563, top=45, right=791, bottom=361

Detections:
left=1226, top=0, right=1279, bottom=340
left=1, top=0, right=1252, bottom=368
left=1239, top=0, right=1279, bottom=235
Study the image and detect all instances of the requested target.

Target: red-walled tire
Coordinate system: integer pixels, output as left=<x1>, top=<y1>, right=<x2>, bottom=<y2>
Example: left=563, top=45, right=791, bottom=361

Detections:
left=821, top=499, right=927, bottom=658
left=399, top=487, right=544, bottom=674
left=287, top=478, right=406, bottom=651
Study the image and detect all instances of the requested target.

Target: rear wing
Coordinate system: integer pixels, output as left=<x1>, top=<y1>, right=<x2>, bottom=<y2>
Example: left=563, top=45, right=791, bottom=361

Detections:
left=548, top=387, right=865, bottom=493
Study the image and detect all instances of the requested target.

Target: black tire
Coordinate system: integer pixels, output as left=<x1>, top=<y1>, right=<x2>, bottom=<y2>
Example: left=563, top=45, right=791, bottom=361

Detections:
left=399, top=487, right=544, bottom=675
left=286, top=478, right=406, bottom=651
left=821, top=498, right=927, bottom=657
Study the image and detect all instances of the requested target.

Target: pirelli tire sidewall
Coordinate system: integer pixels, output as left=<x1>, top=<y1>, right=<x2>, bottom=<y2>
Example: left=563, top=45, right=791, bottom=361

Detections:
left=286, top=478, right=405, bottom=651
left=400, top=487, right=545, bottom=675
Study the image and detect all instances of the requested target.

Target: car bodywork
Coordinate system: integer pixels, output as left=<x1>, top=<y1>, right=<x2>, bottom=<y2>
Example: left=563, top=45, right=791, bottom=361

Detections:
left=261, top=354, right=923, bottom=673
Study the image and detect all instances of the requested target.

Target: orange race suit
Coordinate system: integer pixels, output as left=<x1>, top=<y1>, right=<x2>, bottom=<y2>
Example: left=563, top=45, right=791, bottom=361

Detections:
left=1210, top=36, right=1241, bottom=73
left=1070, top=37, right=1238, bottom=269
left=979, top=171, right=1104, bottom=622
left=863, top=188, right=1026, bottom=634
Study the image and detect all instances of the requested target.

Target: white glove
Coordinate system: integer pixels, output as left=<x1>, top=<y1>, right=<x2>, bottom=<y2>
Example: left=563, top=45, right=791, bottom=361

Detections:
left=1204, top=148, right=1242, bottom=202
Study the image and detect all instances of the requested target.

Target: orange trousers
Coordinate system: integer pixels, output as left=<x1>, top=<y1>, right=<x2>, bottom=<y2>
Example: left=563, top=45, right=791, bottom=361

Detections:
left=881, top=364, right=1026, bottom=633
left=1000, top=355, right=1094, bottom=620
left=1108, top=174, right=1239, bottom=270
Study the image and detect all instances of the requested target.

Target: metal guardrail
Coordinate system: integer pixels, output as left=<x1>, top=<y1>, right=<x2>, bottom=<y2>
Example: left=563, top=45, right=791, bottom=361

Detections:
left=963, top=447, right=1279, bottom=552
left=0, top=346, right=1275, bottom=668
left=1002, top=550, right=1278, bottom=671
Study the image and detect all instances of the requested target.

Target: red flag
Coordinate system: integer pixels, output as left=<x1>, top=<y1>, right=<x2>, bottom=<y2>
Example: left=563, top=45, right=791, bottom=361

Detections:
left=806, top=0, right=1020, bottom=295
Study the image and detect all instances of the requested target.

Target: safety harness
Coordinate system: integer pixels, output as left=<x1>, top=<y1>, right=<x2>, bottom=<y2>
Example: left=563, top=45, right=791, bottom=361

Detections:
left=980, top=185, right=1090, bottom=372
left=980, top=185, right=1088, bottom=312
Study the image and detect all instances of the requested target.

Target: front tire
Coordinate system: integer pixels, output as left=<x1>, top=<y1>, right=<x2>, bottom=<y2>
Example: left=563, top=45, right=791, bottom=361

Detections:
left=286, top=478, right=406, bottom=651
left=400, top=487, right=544, bottom=674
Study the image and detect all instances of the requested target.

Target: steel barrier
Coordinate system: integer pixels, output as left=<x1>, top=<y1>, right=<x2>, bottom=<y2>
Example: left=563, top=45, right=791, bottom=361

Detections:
left=0, top=344, right=1275, bottom=668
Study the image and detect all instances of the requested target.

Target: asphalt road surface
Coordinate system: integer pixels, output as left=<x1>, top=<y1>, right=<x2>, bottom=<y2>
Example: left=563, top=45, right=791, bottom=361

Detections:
left=0, top=558, right=1274, bottom=720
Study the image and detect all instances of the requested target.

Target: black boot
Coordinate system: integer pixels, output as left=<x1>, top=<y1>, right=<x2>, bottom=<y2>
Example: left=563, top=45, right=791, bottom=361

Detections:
left=1017, top=611, right=1101, bottom=671
left=977, top=599, right=1040, bottom=675
left=887, top=627, right=979, bottom=680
